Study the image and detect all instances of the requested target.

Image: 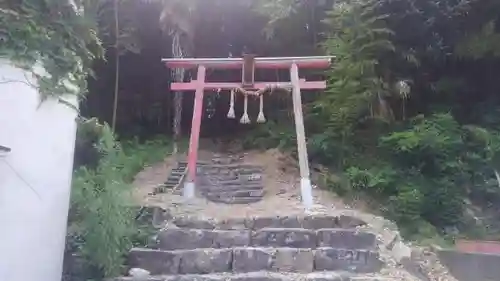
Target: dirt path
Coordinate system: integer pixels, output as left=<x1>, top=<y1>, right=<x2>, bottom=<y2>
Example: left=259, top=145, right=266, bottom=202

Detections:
left=132, top=148, right=358, bottom=218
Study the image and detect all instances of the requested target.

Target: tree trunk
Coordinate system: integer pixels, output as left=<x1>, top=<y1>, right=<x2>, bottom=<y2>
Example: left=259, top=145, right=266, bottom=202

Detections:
left=172, top=91, right=182, bottom=153
left=111, top=0, right=120, bottom=132
left=171, top=32, right=186, bottom=154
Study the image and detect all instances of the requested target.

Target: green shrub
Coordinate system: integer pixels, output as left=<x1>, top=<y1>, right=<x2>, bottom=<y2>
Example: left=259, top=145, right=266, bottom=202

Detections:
left=388, top=185, right=423, bottom=228
left=69, top=121, right=133, bottom=278
left=67, top=119, right=172, bottom=279
left=340, top=113, right=500, bottom=235
left=242, top=121, right=297, bottom=151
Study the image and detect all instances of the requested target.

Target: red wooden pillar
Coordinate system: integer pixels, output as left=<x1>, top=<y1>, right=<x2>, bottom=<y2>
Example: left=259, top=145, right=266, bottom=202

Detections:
left=290, top=62, right=313, bottom=209
left=184, top=65, right=206, bottom=198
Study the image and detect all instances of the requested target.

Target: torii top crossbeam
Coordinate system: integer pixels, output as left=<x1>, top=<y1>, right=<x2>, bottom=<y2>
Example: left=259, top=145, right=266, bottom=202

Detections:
left=162, top=56, right=332, bottom=69
left=163, top=56, right=332, bottom=91
left=163, top=55, right=333, bottom=209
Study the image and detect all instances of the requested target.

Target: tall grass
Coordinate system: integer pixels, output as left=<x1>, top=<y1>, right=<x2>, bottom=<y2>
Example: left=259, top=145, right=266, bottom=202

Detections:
left=66, top=119, right=172, bottom=280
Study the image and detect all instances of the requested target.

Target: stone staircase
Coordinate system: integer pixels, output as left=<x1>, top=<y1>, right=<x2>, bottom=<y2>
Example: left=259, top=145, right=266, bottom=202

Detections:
left=153, top=161, right=212, bottom=195
left=153, top=161, right=188, bottom=194
left=198, top=164, right=265, bottom=204
left=115, top=215, right=392, bottom=281
left=151, top=153, right=265, bottom=204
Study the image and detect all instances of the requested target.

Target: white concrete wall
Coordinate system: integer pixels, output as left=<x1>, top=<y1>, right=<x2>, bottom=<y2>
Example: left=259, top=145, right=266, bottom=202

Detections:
left=0, top=61, right=78, bottom=281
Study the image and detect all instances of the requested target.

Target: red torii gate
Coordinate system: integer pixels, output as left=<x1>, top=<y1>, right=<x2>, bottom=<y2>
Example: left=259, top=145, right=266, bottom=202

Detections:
left=163, top=55, right=333, bottom=209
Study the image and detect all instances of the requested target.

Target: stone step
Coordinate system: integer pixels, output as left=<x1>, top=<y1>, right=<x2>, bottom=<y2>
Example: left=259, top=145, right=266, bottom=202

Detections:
left=202, top=182, right=261, bottom=189
left=165, top=179, right=181, bottom=185
left=207, top=179, right=263, bottom=186
left=153, top=187, right=183, bottom=195
left=157, top=228, right=375, bottom=251
left=212, top=159, right=242, bottom=165
left=200, top=168, right=263, bottom=174
left=240, top=175, right=263, bottom=181
left=204, top=189, right=265, bottom=199
left=200, top=167, right=262, bottom=172
left=113, top=271, right=395, bottom=281
left=158, top=229, right=250, bottom=250
left=178, top=161, right=211, bottom=166
left=206, top=184, right=264, bottom=191
left=200, top=174, right=263, bottom=181
left=199, top=185, right=264, bottom=193
left=205, top=195, right=263, bottom=204
left=170, top=215, right=367, bottom=230
left=200, top=175, right=240, bottom=181
left=204, top=173, right=262, bottom=179
left=200, top=164, right=262, bottom=169
left=128, top=247, right=382, bottom=275
left=165, top=177, right=181, bottom=182
left=153, top=186, right=170, bottom=194
left=316, top=229, right=376, bottom=249
left=200, top=166, right=263, bottom=174
left=156, top=186, right=174, bottom=193
left=201, top=171, right=263, bottom=177
left=199, top=183, right=264, bottom=190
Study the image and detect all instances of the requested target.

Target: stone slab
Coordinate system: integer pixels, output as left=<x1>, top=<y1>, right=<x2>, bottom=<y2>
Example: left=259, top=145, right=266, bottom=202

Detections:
left=314, top=248, right=382, bottom=273
left=301, top=216, right=339, bottom=229
left=249, top=217, right=283, bottom=229
left=252, top=228, right=316, bottom=248
left=337, top=215, right=367, bottom=228
left=116, top=272, right=349, bottom=281
left=158, top=228, right=215, bottom=250
left=202, top=185, right=264, bottom=193
left=316, top=229, right=376, bottom=250
left=206, top=189, right=265, bottom=198
left=113, top=272, right=379, bottom=281
left=272, top=248, right=314, bottom=273
left=232, top=248, right=275, bottom=272
left=206, top=196, right=263, bottom=204
left=128, top=248, right=180, bottom=275
left=178, top=249, right=233, bottom=274
left=239, top=174, right=263, bottom=181
left=173, top=217, right=216, bottom=229
left=214, top=180, right=261, bottom=186
left=158, top=229, right=251, bottom=250
left=212, top=230, right=251, bottom=248
left=305, top=272, right=349, bottom=281
left=230, top=278, right=284, bottom=281
left=278, top=216, right=302, bottom=228
left=216, top=218, right=248, bottom=230
left=166, top=215, right=368, bottom=231
left=112, top=277, right=167, bottom=281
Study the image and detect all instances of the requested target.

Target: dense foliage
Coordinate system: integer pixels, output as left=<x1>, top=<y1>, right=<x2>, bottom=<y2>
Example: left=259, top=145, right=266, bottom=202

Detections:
left=0, top=0, right=102, bottom=101
left=309, top=0, right=500, bottom=239
left=241, top=0, right=500, bottom=240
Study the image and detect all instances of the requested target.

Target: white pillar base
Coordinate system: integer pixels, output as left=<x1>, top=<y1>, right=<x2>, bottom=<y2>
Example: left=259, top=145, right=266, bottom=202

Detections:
left=300, top=177, right=313, bottom=210
left=183, top=181, right=195, bottom=199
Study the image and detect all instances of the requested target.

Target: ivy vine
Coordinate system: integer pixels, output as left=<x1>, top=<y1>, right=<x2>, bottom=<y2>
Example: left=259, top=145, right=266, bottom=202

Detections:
left=0, top=0, right=103, bottom=103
